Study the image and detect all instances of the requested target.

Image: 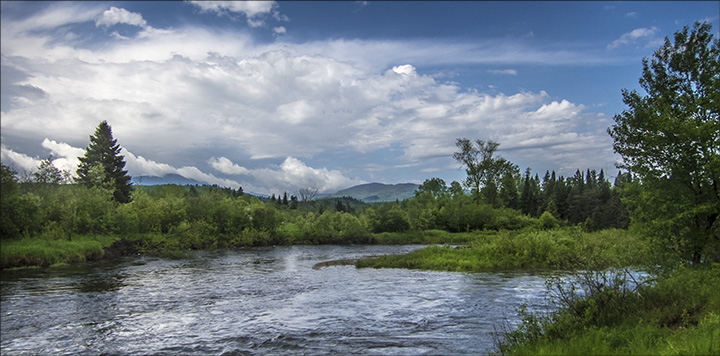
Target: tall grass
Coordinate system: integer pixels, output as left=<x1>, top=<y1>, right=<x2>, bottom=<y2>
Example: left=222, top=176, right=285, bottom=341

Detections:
left=493, top=264, right=720, bottom=356
left=356, top=228, right=650, bottom=271
left=0, top=234, right=118, bottom=268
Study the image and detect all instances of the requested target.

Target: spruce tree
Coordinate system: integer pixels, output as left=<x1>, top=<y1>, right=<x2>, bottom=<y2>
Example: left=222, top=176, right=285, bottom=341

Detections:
left=76, top=121, right=132, bottom=203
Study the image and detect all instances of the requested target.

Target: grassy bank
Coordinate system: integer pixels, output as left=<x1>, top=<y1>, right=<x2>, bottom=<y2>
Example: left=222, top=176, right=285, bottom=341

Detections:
left=494, top=264, right=720, bottom=356
left=0, top=234, right=119, bottom=268
left=356, top=228, right=650, bottom=271
left=0, top=228, right=471, bottom=269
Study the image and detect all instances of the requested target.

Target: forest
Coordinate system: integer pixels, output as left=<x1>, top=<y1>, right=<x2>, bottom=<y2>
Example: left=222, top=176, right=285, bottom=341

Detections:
left=0, top=148, right=632, bottom=266
left=1, top=21, right=718, bottom=356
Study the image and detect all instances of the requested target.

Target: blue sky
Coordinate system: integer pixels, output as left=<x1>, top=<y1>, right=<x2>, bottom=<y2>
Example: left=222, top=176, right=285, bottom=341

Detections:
left=1, top=1, right=718, bottom=194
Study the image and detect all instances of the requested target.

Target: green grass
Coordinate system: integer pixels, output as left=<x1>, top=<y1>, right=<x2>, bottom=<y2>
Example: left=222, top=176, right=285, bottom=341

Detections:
left=356, top=228, right=650, bottom=271
left=1, top=234, right=119, bottom=268
left=495, top=264, right=720, bottom=356
left=372, top=229, right=479, bottom=245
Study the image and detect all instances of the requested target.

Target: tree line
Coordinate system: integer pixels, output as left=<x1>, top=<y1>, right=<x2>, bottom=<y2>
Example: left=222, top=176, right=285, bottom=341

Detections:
left=1, top=134, right=628, bottom=249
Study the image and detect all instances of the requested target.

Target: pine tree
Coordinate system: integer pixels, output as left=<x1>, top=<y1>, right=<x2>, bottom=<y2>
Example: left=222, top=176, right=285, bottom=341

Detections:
left=76, top=121, right=132, bottom=203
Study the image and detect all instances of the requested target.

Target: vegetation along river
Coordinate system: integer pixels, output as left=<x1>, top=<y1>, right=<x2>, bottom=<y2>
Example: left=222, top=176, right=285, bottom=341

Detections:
left=1, top=245, right=554, bottom=355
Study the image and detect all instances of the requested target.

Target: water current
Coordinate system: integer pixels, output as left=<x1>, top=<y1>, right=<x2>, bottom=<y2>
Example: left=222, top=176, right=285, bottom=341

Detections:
left=1, top=245, right=554, bottom=355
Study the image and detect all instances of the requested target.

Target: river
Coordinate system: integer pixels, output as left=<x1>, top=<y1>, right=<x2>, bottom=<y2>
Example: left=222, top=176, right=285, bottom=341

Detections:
left=1, top=245, right=554, bottom=355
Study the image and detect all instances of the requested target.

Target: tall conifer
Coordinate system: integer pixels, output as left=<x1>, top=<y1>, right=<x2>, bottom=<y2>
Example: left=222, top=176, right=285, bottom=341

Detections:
left=76, top=121, right=132, bottom=203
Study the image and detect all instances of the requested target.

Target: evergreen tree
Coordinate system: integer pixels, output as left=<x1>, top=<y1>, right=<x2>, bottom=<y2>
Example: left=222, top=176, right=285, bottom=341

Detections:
left=76, top=121, right=132, bottom=203
left=498, top=171, right=519, bottom=209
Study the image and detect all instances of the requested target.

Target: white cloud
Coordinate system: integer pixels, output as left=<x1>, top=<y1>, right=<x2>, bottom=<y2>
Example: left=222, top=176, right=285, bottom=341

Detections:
left=608, top=26, right=660, bottom=49
left=122, top=150, right=241, bottom=188
left=1, top=145, right=41, bottom=174
left=40, top=138, right=84, bottom=175
left=208, top=156, right=364, bottom=194
left=488, top=69, right=518, bottom=75
left=209, top=156, right=250, bottom=175
left=624, top=12, right=638, bottom=18
left=0, top=3, right=622, bottom=192
left=188, top=1, right=280, bottom=27
left=392, top=64, right=417, bottom=76
left=95, top=7, right=147, bottom=28
left=247, top=157, right=365, bottom=194
left=273, top=26, right=286, bottom=35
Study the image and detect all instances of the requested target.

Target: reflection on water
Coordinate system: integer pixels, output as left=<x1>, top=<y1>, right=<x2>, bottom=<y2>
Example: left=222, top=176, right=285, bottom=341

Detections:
left=1, top=245, right=552, bottom=355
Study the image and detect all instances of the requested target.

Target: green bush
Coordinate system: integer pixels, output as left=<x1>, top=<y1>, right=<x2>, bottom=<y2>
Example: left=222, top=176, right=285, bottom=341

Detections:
left=493, top=264, right=720, bottom=356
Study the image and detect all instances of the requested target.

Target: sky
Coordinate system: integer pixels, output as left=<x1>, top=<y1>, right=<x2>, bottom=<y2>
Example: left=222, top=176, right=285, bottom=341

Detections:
left=1, top=1, right=718, bottom=195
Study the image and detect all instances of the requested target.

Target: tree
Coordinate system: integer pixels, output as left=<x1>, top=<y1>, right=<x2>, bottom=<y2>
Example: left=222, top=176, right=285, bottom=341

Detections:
left=1, top=164, right=42, bottom=239
left=415, top=177, right=448, bottom=199
left=298, top=187, right=319, bottom=202
left=498, top=171, right=520, bottom=209
left=453, top=138, right=518, bottom=205
left=608, top=22, right=720, bottom=263
left=32, top=157, right=65, bottom=184
left=76, top=121, right=133, bottom=203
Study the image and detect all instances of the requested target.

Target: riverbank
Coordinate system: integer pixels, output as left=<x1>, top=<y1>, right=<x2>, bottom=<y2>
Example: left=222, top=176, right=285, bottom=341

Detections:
left=356, top=228, right=651, bottom=271
left=493, top=264, right=720, bottom=356
left=0, top=228, right=647, bottom=270
left=354, top=229, right=718, bottom=356
left=0, top=229, right=472, bottom=269
left=0, top=234, right=120, bottom=269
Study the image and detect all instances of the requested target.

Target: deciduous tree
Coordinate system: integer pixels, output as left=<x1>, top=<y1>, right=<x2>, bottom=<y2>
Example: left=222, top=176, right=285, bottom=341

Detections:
left=453, top=138, right=518, bottom=206
left=608, top=22, right=720, bottom=263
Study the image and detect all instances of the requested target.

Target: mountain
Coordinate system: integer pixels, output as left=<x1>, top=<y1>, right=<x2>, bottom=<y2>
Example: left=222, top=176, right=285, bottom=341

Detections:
left=327, top=182, right=420, bottom=202
left=131, top=174, right=203, bottom=186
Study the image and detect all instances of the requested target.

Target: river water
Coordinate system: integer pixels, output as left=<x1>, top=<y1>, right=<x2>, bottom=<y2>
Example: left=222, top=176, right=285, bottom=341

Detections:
left=1, top=245, right=554, bottom=355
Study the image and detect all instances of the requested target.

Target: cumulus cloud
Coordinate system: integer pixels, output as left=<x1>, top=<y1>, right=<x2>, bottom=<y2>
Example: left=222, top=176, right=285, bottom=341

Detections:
left=244, top=157, right=365, bottom=194
left=1, top=145, right=41, bottom=174
left=607, top=26, right=659, bottom=49
left=40, top=138, right=84, bottom=174
left=0, top=2, right=621, bottom=193
left=121, top=150, right=241, bottom=188
left=208, top=156, right=364, bottom=194
left=95, top=6, right=147, bottom=28
left=209, top=156, right=250, bottom=175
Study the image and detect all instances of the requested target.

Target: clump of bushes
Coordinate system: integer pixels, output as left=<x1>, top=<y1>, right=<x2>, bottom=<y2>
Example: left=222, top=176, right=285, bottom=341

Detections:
left=493, top=264, right=720, bottom=356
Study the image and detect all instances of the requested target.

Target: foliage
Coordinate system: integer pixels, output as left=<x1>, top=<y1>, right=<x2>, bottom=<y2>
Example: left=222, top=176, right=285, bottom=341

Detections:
left=76, top=121, right=133, bottom=203
left=356, top=228, right=650, bottom=272
left=493, top=264, right=720, bottom=356
left=608, top=22, right=720, bottom=263
left=0, top=234, right=117, bottom=268
left=32, top=157, right=67, bottom=184
left=454, top=138, right=518, bottom=206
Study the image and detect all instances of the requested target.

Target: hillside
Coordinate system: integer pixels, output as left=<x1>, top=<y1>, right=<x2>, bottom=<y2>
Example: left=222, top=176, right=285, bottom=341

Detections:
left=327, top=182, right=420, bottom=202
left=131, top=174, right=203, bottom=186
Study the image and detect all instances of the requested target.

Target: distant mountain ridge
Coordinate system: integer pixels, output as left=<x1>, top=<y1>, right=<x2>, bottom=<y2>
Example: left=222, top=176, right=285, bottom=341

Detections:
left=326, top=182, right=420, bottom=202
left=131, top=174, right=203, bottom=186
left=131, top=175, right=419, bottom=202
